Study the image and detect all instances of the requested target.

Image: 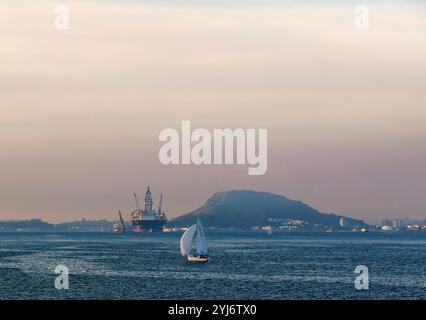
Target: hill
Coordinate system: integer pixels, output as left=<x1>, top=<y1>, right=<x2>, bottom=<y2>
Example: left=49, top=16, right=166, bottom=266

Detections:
left=169, top=190, right=367, bottom=230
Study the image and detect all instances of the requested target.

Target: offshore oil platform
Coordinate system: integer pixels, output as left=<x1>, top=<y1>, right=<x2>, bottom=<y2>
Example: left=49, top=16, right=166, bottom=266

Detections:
left=130, top=186, right=167, bottom=232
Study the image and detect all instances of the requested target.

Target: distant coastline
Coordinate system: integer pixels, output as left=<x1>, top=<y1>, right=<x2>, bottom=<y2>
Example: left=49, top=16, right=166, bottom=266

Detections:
left=0, top=218, right=425, bottom=233
left=1, top=189, right=424, bottom=233
left=0, top=219, right=112, bottom=233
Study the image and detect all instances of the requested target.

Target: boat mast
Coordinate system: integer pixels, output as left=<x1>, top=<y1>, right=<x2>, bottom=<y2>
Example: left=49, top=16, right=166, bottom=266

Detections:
left=195, top=219, right=207, bottom=256
left=133, top=192, right=141, bottom=210
left=158, top=193, right=163, bottom=214
left=118, top=210, right=125, bottom=232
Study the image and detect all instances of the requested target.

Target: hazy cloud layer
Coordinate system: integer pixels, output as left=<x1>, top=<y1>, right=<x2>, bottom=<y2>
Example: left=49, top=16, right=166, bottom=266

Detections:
left=1, top=0, right=425, bottom=223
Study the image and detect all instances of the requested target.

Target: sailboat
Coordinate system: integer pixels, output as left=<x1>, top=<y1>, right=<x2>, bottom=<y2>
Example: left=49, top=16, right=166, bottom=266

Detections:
left=180, top=219, right=208, bottom=262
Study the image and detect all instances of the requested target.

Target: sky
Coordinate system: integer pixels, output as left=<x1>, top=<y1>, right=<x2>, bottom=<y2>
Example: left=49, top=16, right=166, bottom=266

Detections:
left=0, top=0, right=425, bottom=223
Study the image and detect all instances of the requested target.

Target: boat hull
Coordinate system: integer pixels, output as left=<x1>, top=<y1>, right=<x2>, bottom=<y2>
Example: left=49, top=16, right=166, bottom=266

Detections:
left=187, top=255, right=209, bottom=262
left=132, top=219, right=166, bottom=232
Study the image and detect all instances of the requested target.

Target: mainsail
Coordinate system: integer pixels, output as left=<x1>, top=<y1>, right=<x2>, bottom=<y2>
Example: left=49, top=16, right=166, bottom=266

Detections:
left=180, top=224, right=197, bottom=256
left=195, top=219, right=208, bottom=256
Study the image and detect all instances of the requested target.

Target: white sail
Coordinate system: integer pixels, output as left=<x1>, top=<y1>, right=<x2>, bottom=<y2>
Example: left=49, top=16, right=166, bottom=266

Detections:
left=180, top=224, right=196, bottom=256
left=195, top=219, right=208, bottom=256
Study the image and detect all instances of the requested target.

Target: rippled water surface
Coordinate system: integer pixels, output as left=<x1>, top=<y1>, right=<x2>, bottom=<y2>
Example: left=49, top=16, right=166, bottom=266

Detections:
left=0, top=231, right=425, bottom=299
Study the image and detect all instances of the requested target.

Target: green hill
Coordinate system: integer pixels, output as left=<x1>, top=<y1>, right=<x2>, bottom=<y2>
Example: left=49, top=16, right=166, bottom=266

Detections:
left=169, top=190, right=367, bottom=229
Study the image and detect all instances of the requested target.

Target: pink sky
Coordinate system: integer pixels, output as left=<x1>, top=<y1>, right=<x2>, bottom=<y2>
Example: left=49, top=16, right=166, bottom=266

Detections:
left=1, top=1, right=425, bottom=223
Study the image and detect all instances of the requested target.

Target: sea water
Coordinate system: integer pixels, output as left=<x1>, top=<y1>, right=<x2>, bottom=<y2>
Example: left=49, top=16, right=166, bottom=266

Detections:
left=0, top=231, right=425, bottom=299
